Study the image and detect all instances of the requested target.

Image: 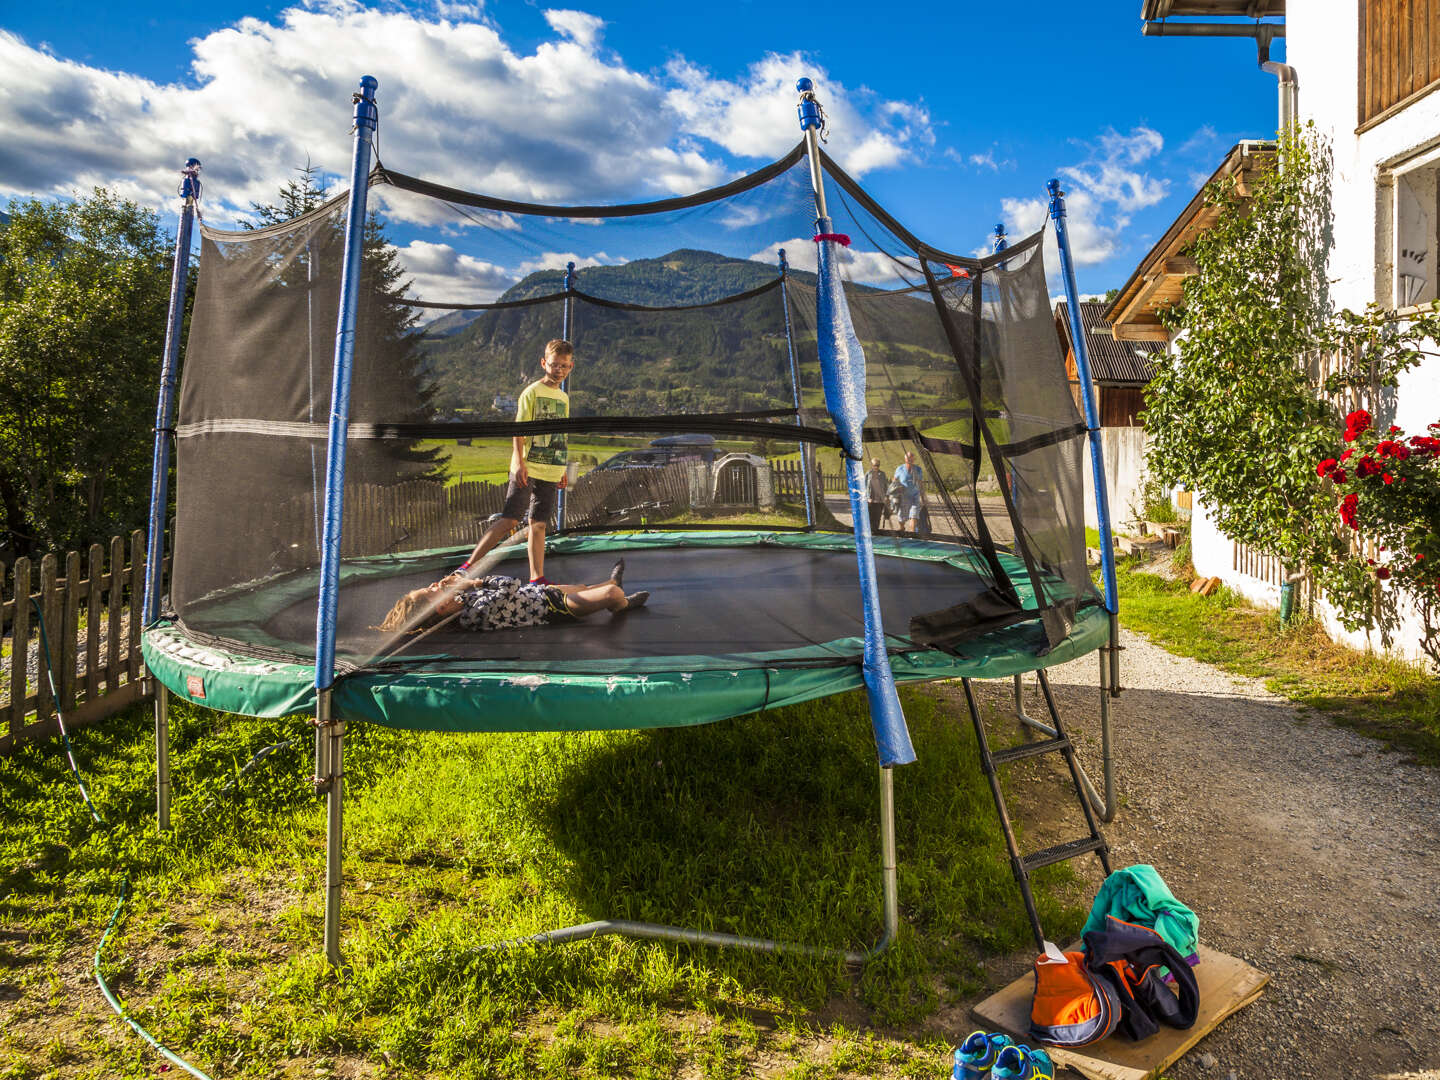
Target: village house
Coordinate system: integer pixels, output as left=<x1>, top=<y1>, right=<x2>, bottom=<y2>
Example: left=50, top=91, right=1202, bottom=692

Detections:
left=1109, top=0, right=1440, bottom=662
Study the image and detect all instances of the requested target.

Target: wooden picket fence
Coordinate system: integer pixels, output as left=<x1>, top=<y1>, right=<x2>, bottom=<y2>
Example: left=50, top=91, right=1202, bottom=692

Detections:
left=1, top=530, right=158, bottom=753
left=768, top=459, right=843, bottom=497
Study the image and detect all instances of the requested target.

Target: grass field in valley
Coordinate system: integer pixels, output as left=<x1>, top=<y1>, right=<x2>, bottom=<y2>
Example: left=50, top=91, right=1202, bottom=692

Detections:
left=0, top=686, right=1084, bottom=1078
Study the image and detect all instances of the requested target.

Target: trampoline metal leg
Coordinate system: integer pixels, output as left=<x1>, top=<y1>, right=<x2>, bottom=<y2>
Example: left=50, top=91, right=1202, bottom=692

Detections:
left=155, top=684, right=171, bottom=832
left=877, top=763, right=899, bottom=953
left=1012, top=670, right=1116, bottom=824
left=316, top=690, right=345, bottom=968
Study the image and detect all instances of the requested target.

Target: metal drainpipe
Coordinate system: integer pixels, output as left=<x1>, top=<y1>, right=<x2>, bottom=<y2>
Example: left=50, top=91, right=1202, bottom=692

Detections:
left=1258, top=28, right=1298, bottom=136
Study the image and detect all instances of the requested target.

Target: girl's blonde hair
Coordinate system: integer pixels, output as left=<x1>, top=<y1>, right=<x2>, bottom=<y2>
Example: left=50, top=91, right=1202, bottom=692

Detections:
left=377, top=590, right=440, bottom=633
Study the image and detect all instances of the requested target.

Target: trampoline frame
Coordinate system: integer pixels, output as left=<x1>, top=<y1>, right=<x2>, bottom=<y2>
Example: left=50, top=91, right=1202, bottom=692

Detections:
left=142, top=76, right=1125, bottom=970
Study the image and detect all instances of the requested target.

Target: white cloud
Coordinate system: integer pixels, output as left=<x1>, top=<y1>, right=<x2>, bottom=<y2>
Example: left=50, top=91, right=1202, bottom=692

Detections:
left=542, top=10, right=605, bottom=51
left=1178, top=124, right=1218, bottom=156
left=1058, top=127, right=1169, bottom=213
left=397, top=239, right=514, bottom=304
left=1000, top=188, right=1115, bottom=273
left=749, top=237, right=906, bottom=288
left=943, top=145, right=1015, bottom=173
left=0, top=9, right=924, bottom=223
left=663, top=54, right=934, bottom=177
left=514, top=250, right=624, bottom=277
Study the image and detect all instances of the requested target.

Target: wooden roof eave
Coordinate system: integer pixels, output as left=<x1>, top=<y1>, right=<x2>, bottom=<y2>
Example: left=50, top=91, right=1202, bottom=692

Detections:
left=1103, top=141, right=1275, bottom=343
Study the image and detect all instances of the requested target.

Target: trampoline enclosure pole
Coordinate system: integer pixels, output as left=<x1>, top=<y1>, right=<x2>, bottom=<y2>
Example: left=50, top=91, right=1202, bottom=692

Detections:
left=312, top=74, right=377, bottom=968
left=778, top=249, right=815, bottom=527
left=314, top=75, right=378, bottom=693
left=558, top=261, right=575, bottom=531
left=144, top=158, right=200, bottom=627
left=797, top=78, right=914, bottom=769
left=1047, top=180, right=1118, bottom=617
left=1049, top=179, right=1120, bottom=822
left=145, top=157, right=200, bottom=832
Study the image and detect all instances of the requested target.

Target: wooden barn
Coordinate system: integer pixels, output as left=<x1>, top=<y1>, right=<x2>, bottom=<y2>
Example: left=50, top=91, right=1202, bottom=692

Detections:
left=1054, top=300, right=1164, bottom=427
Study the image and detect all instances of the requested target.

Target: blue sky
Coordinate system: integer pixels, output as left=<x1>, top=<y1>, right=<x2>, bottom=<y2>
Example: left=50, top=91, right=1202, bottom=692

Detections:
left=0, top=1, right=1286, bottom=299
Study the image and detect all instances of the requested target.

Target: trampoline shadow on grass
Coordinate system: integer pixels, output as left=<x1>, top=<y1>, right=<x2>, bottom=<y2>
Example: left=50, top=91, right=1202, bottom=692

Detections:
left=486, top=689, right=1076, bottom=971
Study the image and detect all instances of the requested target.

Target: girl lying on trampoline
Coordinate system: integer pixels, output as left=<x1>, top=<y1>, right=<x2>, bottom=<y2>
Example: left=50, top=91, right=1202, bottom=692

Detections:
left=378, top=559, right=648, bottom=634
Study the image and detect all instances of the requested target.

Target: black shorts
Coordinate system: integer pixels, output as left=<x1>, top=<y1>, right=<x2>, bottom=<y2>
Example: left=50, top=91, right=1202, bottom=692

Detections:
left=541, top=585, right=577, bottom=623
left=501, top=477, right=559, bottom=525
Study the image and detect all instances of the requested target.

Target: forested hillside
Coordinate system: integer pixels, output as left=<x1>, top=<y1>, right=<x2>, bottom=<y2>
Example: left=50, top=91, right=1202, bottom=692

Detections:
left=419, top=249, right=960, bottom=419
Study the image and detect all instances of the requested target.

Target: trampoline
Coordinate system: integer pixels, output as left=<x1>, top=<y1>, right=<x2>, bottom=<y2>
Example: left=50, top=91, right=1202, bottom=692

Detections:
left=140, top=76, right=1123, bottom=965
left=147, top=531, right=1109, bottom=732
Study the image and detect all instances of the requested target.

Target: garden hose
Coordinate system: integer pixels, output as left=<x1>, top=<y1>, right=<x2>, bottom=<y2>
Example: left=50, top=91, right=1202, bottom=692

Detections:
left=30, top=598, right=216, bottom=1080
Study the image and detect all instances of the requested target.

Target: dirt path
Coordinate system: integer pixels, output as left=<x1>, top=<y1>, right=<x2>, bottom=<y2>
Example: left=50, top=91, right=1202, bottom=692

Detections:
left=952, top=628, right=1440, bottom=1080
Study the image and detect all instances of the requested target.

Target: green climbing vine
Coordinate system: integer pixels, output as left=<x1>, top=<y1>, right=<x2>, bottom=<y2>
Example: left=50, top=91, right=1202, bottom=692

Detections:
left=1142, top=125, right=1440, bottom=658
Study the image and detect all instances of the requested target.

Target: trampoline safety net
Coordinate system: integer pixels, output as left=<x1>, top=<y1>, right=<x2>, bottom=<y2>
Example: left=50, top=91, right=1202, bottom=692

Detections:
left=168, top=143, right=1100, bottom=686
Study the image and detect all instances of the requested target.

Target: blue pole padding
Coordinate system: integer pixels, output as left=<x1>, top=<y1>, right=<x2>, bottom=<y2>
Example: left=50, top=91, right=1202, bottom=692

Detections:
left=778, top=249, right=814, bottom=527
left=814, top=222, right=914, bottom=766
left=143, top=158, right=201, bottom=627
left=1047, top=179, right=1119, bottom=615
left=557, top=260, right=575, bottom=532
left=315, top=76, right=379, bottom=692
left=846, top=455, right=916, bottom=766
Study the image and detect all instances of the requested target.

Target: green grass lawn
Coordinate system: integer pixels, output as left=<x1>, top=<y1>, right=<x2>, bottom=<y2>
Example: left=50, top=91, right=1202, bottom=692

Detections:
left=0, top=688, right=1083, bottom=1078
left=1113, top=560, right=1440, bottom=765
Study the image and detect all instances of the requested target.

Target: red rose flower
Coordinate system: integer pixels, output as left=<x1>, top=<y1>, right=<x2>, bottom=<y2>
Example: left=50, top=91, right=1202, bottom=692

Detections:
left=1341, top=448, right=1355, bottom=461
left=1330, top=468, right=1347, bottom=483
left=1340, top=493, right=1360, bottom=529
left=1357, top=457, right=1382, bottom=477
left=1383, top=473, right=1394, bottom=484
left=1376, top=567, right=1392, bottom=580
left=1344, top=409, right=1372, bottom=441
left=1388, top=425, right=1402, bottom=434
left=1316, top=458, right=1337, bottom=477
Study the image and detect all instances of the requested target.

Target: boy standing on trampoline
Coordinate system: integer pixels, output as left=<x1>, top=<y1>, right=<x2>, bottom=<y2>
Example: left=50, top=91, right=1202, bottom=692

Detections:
left=457, top=339, right=574, bottom=583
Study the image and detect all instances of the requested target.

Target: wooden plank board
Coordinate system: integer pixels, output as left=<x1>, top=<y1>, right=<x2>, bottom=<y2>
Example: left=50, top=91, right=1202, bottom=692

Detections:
left=973, top=944, right=1268, bottom=1080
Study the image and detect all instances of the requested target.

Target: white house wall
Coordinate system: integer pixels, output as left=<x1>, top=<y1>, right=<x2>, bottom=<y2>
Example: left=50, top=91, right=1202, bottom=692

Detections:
left=1082, top=426, right=1149, bottom=533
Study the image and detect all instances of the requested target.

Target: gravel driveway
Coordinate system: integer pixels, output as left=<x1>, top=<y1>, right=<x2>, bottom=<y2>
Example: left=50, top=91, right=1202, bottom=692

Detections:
left=959, top=628, right=1440, bottom=1080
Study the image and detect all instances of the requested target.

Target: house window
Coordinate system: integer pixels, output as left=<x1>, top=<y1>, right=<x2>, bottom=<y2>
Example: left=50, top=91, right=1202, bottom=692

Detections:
left=1396, top=167, right=1435, bottom=306
left=1379, top=147, right=1440, bottom=309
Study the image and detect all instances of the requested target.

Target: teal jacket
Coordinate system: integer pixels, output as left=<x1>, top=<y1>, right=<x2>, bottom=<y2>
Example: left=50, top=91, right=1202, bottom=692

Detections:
left=1083, top=865, right=1199, bottom=962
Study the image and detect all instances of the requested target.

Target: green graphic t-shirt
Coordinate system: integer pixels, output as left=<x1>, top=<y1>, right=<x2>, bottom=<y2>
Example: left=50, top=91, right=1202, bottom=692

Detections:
left=516, top=380, right=569, bottom=483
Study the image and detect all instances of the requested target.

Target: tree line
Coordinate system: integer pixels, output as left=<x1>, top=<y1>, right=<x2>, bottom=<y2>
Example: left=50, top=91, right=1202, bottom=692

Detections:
left=0, top=167, right=427, bottom=563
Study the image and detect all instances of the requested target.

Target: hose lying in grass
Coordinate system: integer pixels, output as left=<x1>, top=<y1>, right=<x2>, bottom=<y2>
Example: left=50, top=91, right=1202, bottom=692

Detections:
left=32, top=598, right=217, bottom=1080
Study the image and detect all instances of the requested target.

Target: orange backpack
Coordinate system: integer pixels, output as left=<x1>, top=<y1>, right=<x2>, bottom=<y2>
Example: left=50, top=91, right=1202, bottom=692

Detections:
left=1028, top=942, right=1123, bottom=1048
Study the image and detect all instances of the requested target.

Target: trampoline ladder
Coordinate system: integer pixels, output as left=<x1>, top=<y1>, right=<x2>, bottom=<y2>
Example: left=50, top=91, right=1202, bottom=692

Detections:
left=960, top=673, right=1111, bottom=950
